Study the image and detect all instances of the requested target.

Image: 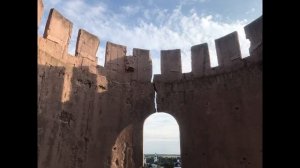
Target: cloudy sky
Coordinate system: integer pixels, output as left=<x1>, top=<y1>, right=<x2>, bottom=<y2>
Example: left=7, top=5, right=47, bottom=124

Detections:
left=143, top=113, right=180, bottom=154
left=38, top=0, right=262, bottom=154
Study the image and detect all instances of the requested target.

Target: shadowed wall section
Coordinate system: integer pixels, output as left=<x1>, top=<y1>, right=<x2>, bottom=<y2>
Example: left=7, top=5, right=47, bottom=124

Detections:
left=38, top=0, right=262, bottom=167
left=153, top=17, right=262, bottom=168
left=38, top=5, right=155, bottom=168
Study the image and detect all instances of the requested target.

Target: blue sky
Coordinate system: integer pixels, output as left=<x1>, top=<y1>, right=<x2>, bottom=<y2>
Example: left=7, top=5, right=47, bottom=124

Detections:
left=38, top=0, right=262, bottom=154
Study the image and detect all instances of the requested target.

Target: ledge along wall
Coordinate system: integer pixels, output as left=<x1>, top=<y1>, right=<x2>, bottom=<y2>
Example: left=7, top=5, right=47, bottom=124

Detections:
left=38, top=0, right=262, bottom=167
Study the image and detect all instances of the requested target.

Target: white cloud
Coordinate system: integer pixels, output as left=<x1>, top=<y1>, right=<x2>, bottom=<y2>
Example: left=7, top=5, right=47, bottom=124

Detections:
left=121, top=5, right=141, bottom=15
left=61, top=0, right=107, bottom=25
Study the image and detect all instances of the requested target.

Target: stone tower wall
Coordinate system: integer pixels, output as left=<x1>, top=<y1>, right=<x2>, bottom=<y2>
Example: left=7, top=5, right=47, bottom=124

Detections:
left=38, top=0, right=262, bottom=167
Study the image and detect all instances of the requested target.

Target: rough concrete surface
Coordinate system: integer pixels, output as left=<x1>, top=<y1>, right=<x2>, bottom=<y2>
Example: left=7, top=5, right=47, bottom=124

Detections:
left=38, top=0, right=262, bottom=167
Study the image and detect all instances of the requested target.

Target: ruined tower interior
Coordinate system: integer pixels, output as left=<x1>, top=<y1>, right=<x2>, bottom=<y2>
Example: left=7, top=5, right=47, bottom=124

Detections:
left=38, top=0, right=262, bottom=167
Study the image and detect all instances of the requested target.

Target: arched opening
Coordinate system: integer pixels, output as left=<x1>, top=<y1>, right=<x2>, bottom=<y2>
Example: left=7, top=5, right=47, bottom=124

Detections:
left=143, top=112, right=181, bottom=168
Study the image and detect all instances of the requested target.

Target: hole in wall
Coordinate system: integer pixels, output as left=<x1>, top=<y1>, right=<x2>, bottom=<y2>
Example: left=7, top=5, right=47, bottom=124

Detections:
left=143, top=112, right=181, bottom=167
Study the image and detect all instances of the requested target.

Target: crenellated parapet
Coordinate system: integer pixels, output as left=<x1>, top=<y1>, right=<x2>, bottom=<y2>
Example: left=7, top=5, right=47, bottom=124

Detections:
left=75, top=29, right=100, bottom=63
left=38, top=8, right=100, bottom=72
left=38, top=0, right=261, bottom=84
left=215, top=31, right=244, bottom=72
left=191, top=43, right=210, bottom=77
left=244, top=16, right=262, bottom=64
left=104, top=41, right=127, bottom=73
left=244, top=16, right=262, bottom=54
left=38, top=7, right=152, bottom=84
left=102, top=41, right=152, bottom=82
left=154, top=16, right=262, bottom=83
left=43, top=9, right=73, bottom=54
left=161, top=49, right=182, bottom=81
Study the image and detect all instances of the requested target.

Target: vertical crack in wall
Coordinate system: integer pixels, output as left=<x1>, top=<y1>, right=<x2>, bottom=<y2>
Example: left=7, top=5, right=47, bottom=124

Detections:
left=154, top=91, right=158, bottom=113
left=153, top=82, right=158, bottom=112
